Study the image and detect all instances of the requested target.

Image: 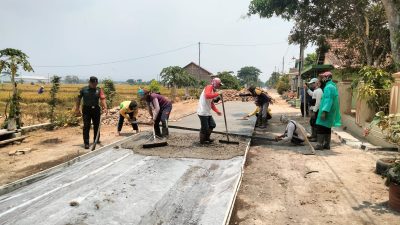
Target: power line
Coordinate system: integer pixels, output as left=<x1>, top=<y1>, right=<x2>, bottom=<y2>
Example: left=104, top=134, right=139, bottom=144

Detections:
left=33, top=41, right=289, bottom=68
left=202, top=41, right=287, bottom=47
left=34, top=43, right=198, bottom=68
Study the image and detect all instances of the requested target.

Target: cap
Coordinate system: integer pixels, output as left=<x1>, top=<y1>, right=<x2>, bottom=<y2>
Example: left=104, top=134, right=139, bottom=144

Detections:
left=308, top=78, right=318, bottom=84
left=211, top=78, right=223, bottom=88
left=89, top=76, right=98, bottom=83
left=137, top=89, right=145, bottom=97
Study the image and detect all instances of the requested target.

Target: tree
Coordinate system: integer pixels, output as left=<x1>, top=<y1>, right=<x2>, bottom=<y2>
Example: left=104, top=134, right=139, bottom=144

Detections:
left=126, top=79, right=135, bottom=85
left=48, top=76, right=61, bottom=130
left=248, top=0, right=392, bottom=68
left=102, top=79, right=116, bottom=108
left=148, top=79, right=161, bottom=93
left=237, top=66, right=262, bottom=86
left=160, top=66, right=198, bottom=99
left=217, top=71, right=241, bottom=90
left=160, top=66, right=197, bottom=88
left=266, top=71, right=280, bottom=88
left=0, top=48, right=34, bottom=129
left=276, top=74, right=291, bottom=95
left=64, top=75, right=80, bottom=84
left=304, top=53, right=317, bottom=68
left=381, top=0, right=400, bottom=69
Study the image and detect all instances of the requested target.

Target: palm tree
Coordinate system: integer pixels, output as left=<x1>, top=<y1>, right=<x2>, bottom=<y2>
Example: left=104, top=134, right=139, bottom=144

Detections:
left=0, top=48, right=34, bottom=129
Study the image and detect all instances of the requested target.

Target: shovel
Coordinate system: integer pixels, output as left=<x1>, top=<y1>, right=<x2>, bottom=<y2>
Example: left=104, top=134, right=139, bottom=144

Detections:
left=218, top=94, right=240, bottom=145
left=142, top=123, right=168, bottom=149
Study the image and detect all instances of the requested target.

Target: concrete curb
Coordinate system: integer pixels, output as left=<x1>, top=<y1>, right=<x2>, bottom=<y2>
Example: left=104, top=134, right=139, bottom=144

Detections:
left=223, top=122, right=256, bottom=225
left=0, top=134, right=138, bottom=196
left=21, top=123, right=51, bottom=132
left=332, top=128, right=398, bottom=152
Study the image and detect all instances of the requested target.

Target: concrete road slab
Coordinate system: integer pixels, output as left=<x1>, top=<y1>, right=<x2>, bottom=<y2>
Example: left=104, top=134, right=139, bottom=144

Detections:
left=0, top=101, right=256, bottom=225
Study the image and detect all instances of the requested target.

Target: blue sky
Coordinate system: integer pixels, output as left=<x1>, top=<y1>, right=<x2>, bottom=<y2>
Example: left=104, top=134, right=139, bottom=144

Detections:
left=0, top=0, right=315, bottom=82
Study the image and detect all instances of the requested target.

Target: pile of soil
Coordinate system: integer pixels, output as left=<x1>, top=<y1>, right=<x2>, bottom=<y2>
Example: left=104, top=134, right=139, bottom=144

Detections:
left=101, top=107, right=152, bottom=126
left=120, top=132, right=248, bottom=160
left=223, top=89, right=253, bottom=102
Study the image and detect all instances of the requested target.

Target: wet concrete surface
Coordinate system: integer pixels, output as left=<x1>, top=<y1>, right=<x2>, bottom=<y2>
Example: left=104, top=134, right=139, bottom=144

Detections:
left=0, top=101, right=256, bottom=225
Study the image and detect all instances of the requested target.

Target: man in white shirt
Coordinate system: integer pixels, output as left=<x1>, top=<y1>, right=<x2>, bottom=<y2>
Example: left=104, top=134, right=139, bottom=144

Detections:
left=275, top=115, right=305, bottom=145
left=304, top=78, right=323, bottom=142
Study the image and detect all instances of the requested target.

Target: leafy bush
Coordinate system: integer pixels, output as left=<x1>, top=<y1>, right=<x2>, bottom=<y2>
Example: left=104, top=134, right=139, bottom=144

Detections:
left=275, top=75, right=290, bottom=95
left=352, top=66, right=393, bottom=114
left=53, top=110, right=80, bottom=127
left=148, top=79, right=161, bottom=93
left=102, top=79, right=116, bottom=108
left=48, top=76, right=61, bottom=129
left=217, top=71, right=241, bottom=90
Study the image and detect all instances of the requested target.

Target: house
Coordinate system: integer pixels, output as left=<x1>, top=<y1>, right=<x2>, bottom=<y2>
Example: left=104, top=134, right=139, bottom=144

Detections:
left=287, top=68, right=299, bottom=91
left=183, top=62, right=213, bottom=81
left=323, top=39, right=361, bottom=69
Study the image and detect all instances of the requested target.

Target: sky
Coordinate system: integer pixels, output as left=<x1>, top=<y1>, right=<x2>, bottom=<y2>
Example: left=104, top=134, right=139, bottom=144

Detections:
left=0, top=0, right=315, bottom=82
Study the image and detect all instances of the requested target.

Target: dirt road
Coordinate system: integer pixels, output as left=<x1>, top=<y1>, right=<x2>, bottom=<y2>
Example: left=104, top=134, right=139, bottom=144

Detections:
left=0, top=100, right=199, bottom=186
left=230, top=90, right=400, bottom=225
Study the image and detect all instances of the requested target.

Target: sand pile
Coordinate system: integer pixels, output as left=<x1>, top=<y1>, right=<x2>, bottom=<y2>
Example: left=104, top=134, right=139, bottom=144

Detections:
left=120, top=132, right=248, bottom=160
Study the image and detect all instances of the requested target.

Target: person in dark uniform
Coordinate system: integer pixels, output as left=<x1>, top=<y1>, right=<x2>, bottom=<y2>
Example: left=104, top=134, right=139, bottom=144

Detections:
left=75, top=76, right=107, bottom=149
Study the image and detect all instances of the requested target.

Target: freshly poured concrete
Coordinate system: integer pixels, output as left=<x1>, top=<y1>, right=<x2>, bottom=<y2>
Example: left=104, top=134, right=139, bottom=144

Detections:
left=0, top=101, right=256, bottom=225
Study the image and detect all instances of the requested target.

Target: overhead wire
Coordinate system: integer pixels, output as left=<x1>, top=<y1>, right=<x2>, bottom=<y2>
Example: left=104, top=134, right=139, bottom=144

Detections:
left=34, top=43, right=198, bottom=68
left=33, top=41, right=289, bottom=68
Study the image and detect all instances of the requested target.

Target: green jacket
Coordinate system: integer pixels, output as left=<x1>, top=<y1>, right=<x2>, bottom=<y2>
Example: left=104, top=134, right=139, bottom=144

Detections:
left=316, top=80, right=341, bottom=128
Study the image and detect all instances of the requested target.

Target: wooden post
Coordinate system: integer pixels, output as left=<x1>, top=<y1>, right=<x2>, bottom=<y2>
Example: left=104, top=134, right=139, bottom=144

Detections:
left=389, top=72, right=400, bottom=114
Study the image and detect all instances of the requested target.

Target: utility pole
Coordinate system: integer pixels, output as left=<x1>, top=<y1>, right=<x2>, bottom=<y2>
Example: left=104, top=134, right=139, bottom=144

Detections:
left=282, top=57, right=285, bottom=74
left=297, top=43, right=305, bottom=118
left=198, top=42, right=201, bottom=67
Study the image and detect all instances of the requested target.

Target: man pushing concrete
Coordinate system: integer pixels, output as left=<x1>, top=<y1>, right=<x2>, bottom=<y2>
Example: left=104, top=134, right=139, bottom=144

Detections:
left=197, top=78, right=223, bottom=144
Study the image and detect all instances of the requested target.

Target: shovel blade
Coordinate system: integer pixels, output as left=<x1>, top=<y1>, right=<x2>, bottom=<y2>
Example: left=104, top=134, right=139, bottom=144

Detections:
left=219, top=140, right=240, bottom=145
left=142, top=142, right=168, bottom=149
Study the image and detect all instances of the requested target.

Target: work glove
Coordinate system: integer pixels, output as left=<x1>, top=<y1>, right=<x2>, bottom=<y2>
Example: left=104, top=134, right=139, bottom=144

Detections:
left=217, top=90, right=223, bottom=96
left=213, top=96, right=221, bottom=103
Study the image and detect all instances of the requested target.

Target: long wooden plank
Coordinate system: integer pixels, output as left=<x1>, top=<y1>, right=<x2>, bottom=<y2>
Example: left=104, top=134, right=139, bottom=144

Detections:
left=0, top=136, right=28, bottom=145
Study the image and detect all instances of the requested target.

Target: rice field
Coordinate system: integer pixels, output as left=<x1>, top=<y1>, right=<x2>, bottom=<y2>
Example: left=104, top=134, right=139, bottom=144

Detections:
left=0, top=83, right=186, bottom=125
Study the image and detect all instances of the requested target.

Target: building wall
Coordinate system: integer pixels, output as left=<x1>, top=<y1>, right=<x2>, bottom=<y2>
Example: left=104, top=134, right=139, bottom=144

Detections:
left=184, top=64, right=211, bottom=81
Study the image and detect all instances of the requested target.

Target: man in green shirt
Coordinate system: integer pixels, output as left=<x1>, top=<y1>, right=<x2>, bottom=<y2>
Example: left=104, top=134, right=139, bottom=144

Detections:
left=315, top=71, right=341, bottom=150
left=75, top=76, right=107, bottom=149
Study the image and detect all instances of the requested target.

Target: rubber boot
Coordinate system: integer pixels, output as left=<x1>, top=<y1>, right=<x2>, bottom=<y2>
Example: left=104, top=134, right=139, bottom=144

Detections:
left=323, top=133, right=331, bottom=150
left=259, top=118, right=267, bottom=129
left=314, top=134, right=325, bottom=150
left=206, top=129, right=214, bottom=143
left=255, top=115, right=261, bottom=127
left=309, top=127, right=317, bottom=142
left=161, top=121, right=169, bottom=138
left=199, top=132, right=207, bottom=144
left=162, top=127, right=169, bottom=138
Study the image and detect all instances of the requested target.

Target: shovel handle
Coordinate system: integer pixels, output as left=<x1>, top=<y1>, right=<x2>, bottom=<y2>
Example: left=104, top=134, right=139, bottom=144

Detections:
left=220, top=94, right=230, bottom=142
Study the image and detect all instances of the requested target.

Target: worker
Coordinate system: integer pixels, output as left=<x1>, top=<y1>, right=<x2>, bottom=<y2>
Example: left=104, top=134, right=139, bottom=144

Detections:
left=75, top=76, right=107, bottom=149
left=243, top=103, right=272, bottom=127
left=315, top=71, right=341, bottom=150
left=304, top=78, right=323, bottom=142
left=197, top=78, right=223, bottom=144
left=275, top=115, right=305, bottom=145
left=37, top=86, right=44, bottom=94
left=117, top=100, right=139, bottom=136
left=248, top=86, right=273, bottom=128
left=138, top=89, right=172, bottom=138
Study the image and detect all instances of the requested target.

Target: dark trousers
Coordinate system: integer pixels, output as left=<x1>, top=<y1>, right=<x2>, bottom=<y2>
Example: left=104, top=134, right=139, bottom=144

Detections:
left=316, top=124, right=332, bottom=134
left=198, top=115, right=216, bottom=134
left=117, top=113, right=138, bottom=132
left=154, top=104, right=172, bottom=136
left=82, top=105, right=101, bottom=145
left=300, top=102, right=309, bottom=117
